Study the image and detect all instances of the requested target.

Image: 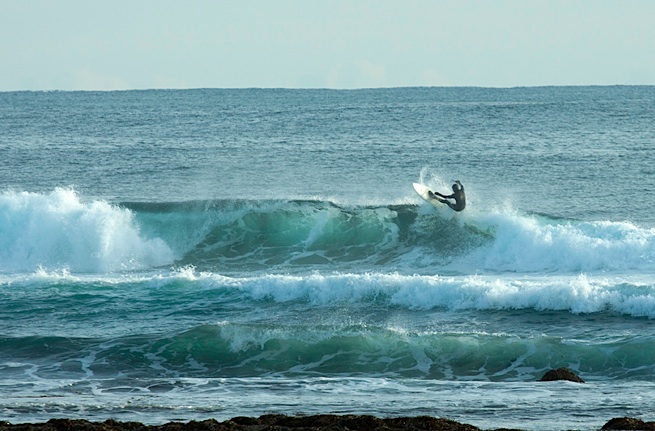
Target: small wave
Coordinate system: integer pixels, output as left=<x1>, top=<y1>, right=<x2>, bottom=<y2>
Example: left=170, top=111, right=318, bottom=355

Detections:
left=213, top=272, right=655, bottom=318
left=6, top=269, right=655, bottom=318
left=3, top=321, right=654, bottom=381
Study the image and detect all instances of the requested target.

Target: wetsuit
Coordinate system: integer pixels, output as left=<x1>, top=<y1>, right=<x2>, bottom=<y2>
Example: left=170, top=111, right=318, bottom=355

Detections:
left=433, top=183, right=466, bottom=212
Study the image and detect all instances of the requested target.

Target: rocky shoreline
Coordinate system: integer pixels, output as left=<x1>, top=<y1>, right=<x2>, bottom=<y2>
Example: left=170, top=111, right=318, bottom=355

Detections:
left=2, top=415, right=655, bottom=431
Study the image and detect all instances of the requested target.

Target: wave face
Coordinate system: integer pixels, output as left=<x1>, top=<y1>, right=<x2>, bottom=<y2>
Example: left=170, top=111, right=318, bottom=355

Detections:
left=2, top=189, right=655, bottom=275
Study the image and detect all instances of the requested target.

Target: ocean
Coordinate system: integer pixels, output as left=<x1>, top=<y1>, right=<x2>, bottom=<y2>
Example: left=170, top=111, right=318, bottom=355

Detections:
left=1, top=86, right=654, bottom=430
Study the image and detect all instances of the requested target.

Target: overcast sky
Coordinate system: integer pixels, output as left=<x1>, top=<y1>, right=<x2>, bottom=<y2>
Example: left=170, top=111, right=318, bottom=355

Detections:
left=1, top=0, right=654, bottom=91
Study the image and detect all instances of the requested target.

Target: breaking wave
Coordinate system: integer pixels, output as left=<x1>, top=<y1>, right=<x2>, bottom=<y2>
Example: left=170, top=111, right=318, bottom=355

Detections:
left=1, top=188, right=654, bottom=275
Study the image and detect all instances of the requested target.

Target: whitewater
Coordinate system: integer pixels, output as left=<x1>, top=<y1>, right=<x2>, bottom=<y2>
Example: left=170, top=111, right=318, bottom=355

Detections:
left=1, top=87, right=655, bottom=430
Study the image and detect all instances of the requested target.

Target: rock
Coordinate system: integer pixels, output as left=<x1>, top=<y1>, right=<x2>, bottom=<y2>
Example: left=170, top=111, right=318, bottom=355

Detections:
left=384, top=416, right=481, bottom=431
left=0, top=415, right=491, bottom=431
left=45, top=419, right=100, bottom=431
left=226, top=417, right=259, bottom=426
left=602, top=417, right=655, bottom=430
left=538, top=367, right=585, bottom=383
left=103, top=419, right=145, bottom=431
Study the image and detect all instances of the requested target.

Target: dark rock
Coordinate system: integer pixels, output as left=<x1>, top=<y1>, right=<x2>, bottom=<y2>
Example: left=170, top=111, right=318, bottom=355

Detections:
left=341, top=415, right=388, bottom=430
left=384, top=416, right=480, bottom=431
left=182, top=420, right=225, bottom=431
left=226, top=417, right=259, bottom=426
left=45, top=419, right=100, bottom=431
left=155, top=420, right=235, bottom=431
left=157, top=421, right=185, bottom=431
left=538, top=367, right=585, bottom=383
left=104, top=420, right=146, bottom=431
left=0, top=415, right=494, bottom=431
left=602, top=417, right=655, bottom=430
left=268, top=414, right=386, bottom=429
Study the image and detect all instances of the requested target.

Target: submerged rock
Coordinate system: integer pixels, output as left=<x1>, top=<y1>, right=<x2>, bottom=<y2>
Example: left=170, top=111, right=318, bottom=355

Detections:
left=538, top=367, right=585, bottom=383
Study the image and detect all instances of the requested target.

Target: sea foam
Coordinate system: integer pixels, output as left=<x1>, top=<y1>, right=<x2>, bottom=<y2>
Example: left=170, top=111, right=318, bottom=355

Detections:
left=459, top=209, right=655, bottom=273
left=0, top=189, right=175, bottom=273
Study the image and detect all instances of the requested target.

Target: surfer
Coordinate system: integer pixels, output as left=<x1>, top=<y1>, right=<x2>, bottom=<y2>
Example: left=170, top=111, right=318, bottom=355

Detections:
left=430, top=180, right=466, bottom=212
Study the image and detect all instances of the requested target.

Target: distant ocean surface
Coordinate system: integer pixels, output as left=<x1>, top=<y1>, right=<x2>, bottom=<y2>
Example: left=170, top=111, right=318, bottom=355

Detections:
left=1, top=87, right=655, bottom=430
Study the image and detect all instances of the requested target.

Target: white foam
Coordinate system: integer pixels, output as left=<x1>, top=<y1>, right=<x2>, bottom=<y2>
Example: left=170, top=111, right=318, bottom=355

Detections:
left=0, top=188, right=175, bottom=273
left=5, top=266, right=654, bottom=317
left=178, top=270, right=655, bottom=318
left=459, top=208, right=655, bottom=273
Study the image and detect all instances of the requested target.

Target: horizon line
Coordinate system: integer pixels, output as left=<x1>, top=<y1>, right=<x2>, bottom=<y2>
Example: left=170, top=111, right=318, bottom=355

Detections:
left=2, top=83, right=654, bottom=94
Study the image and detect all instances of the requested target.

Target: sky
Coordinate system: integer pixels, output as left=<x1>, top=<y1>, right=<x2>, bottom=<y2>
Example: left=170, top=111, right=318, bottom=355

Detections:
left=1, top=0, right=654, bottom=91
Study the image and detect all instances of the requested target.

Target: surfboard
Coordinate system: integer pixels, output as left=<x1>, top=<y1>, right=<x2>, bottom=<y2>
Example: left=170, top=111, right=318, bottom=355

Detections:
left=412, top=183, right=443, bottom=209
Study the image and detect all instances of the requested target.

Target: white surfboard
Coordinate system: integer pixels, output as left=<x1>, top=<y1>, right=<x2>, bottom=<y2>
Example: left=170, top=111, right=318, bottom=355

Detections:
left=412, top=183, right=443, bottom=209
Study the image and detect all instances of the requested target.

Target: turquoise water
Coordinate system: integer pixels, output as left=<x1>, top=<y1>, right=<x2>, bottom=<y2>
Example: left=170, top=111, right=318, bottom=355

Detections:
left=1, top=87, right=655, bottom=430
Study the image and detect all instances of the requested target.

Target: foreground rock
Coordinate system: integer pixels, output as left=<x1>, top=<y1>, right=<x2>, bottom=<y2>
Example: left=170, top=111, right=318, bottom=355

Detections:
left=6, top=415, right=653, bottom=431
left=602, top=417, right=655, bottom=430
left=538, top=367, right=585, bottom=383
left=0, top=415, right=485, bottom=431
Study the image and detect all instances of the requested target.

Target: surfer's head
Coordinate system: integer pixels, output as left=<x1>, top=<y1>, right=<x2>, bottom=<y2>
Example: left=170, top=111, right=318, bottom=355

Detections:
left=452, top=183, right=460, bottom=192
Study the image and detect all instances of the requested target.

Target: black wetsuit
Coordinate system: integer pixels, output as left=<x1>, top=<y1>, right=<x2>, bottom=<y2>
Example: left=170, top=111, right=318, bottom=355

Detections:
left=434, top=184, right=466, bottom=212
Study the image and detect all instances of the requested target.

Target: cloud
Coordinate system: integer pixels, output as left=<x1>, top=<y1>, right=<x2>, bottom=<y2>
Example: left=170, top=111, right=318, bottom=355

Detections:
left=357, top=60, right=387, bottom=88
left=322, top=60, right=387, bottom=89
left=418, top=68, right=454, bottom=87
left=72, top=69, right=129, bottom=91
